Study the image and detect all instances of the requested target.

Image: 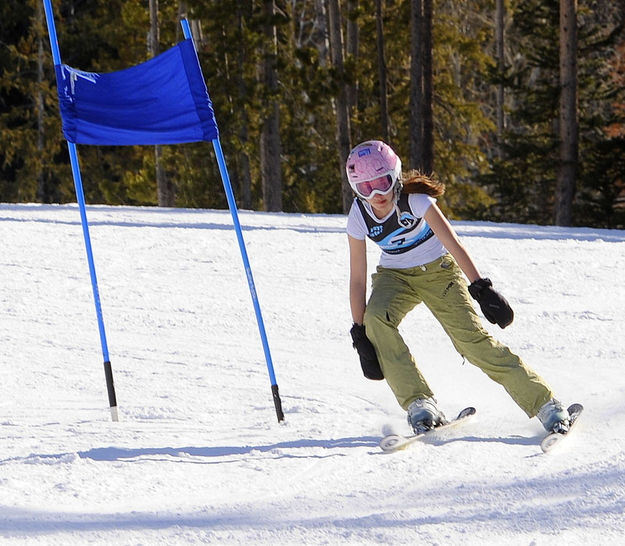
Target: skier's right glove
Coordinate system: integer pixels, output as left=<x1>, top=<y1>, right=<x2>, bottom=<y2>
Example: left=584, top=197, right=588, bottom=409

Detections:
left=468, top=277, right=514, bottom=329
left=350, top=323, right=384, bottom=380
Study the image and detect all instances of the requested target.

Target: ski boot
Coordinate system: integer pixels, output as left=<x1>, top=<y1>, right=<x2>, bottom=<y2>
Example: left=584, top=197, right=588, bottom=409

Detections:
left=407, top=397, right=448, bottom=434
left=537, top=398, right=570, bottom=433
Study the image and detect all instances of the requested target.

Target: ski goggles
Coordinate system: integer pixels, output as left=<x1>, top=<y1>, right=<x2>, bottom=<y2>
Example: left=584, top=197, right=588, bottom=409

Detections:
left=353, top=174, right=395, bottom=199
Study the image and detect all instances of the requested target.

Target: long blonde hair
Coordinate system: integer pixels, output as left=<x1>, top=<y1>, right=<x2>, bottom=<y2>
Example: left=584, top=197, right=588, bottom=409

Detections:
left=401, top=170, right=445, bottom=197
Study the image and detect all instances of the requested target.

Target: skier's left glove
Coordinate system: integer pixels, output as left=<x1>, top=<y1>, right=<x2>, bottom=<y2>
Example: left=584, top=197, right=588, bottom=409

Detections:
left=350, top=323, right=384, bottom=380
left=468, top=278, right=514, bottom=329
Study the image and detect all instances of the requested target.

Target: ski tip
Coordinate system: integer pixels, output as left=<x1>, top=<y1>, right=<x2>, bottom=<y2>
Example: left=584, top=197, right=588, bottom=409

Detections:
left=457, top=406, right=476, bottom=419
left=568, top=402, right=584, bottom=414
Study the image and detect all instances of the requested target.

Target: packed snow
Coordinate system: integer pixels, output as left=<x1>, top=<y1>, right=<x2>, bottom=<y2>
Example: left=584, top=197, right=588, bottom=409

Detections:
left=1, top=202, right=624, bottom=545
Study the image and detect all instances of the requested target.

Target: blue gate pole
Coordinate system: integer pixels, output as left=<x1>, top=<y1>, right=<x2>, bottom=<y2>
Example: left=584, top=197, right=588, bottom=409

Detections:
left=43, top=0, right=119, bottom=421
left=182, top=20, right=284, bottom=422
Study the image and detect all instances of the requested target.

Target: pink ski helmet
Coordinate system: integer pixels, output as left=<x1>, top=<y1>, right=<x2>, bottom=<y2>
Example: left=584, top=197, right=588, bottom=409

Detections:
left=346, top=140, right=402, bottom=199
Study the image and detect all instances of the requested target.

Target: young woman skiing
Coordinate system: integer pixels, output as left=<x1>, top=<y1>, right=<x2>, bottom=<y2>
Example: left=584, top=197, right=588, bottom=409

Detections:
left=346, top=140, right=570, bottom=434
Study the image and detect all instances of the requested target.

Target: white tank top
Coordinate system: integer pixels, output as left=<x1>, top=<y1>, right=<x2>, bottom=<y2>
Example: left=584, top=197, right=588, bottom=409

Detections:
left=346, top=193, right=447, bottom=269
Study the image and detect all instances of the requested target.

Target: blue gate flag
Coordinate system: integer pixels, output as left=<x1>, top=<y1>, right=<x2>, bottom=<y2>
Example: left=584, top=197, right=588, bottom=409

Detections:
left=55, top=39, right=219, bottom=145
left=42, top=0, right=285, bottom=423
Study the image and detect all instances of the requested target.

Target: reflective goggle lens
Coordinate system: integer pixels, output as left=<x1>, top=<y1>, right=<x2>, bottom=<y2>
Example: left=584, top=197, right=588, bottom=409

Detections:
left=355, top=175, right=393, bottom=198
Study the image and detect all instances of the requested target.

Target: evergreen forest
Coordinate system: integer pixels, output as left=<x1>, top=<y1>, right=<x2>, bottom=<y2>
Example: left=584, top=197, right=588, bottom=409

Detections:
left=1, top=0, right=624, bottom=227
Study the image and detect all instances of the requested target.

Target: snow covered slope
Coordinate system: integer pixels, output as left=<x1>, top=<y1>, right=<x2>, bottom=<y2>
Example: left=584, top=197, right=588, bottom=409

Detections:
left=1, top=203, right=624, bottom=545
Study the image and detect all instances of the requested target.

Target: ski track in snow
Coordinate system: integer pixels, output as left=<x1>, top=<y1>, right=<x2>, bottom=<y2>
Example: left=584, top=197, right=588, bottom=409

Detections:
left=1, top=203, right=624, bottom=545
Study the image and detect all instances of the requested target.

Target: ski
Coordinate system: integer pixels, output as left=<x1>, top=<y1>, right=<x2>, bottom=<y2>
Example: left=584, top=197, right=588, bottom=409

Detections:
left=540, top=403, right=583, bottom=453
left=379, top=406, right=476, bottom=453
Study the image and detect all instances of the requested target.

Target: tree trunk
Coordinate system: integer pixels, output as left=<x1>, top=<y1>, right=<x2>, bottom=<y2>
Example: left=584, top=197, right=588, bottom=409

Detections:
left=409, top=0, right=423, bottom=170
left=35, top=0, right=47, bottom=203
left=346, top=0, right=359, bottom=139
left=495, top=0, right=505, bottom=160
left=260, top=0, right=283, bottom=212
left=149, top=0, right=174, bottom=207
left=314, top=0, right=330, bottom=66
left=422, top=0, right=434, bottom=175
left=236, top=2, right=252, bottom=209
left=375, top=0, right=390, bottom=143
left=327, top=0, right=353, bottom=213
left=555, top=0, right=578, bottom=226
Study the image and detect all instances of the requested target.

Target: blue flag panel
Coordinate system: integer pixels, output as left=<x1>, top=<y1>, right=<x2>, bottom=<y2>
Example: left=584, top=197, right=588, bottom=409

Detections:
left=55, top=39, right=219, bottom=145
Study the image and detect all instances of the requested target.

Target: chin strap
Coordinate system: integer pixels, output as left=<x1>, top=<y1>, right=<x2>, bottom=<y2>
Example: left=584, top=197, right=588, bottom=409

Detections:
left=394, top=202, right=403, bottom=224
left=393, top=181, right=403, bottom=223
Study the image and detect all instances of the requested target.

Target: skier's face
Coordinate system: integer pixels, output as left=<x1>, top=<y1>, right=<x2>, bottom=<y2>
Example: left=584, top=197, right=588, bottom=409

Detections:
left=368, top=191, right=395, bottom=216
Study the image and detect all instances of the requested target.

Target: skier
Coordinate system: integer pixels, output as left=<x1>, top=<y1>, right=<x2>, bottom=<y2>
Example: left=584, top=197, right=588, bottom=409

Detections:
left=346, top=140, right=570, bottom=435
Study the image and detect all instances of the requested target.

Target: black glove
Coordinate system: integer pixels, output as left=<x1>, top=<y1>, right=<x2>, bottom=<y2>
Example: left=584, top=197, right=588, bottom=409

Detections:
left=468, top=278, right=514, bottom=329
left=350, top=323, right=384, bottom=380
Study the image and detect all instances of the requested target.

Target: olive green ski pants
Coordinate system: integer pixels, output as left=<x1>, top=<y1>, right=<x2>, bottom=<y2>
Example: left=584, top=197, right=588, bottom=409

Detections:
left=362, top=254, right=553, bottom=417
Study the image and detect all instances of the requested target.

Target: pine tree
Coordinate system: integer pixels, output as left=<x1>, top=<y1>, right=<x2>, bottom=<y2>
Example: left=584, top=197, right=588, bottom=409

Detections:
left=481, top=0, right=625, bottom=227
left=1, top=0, right=71, bottom=203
